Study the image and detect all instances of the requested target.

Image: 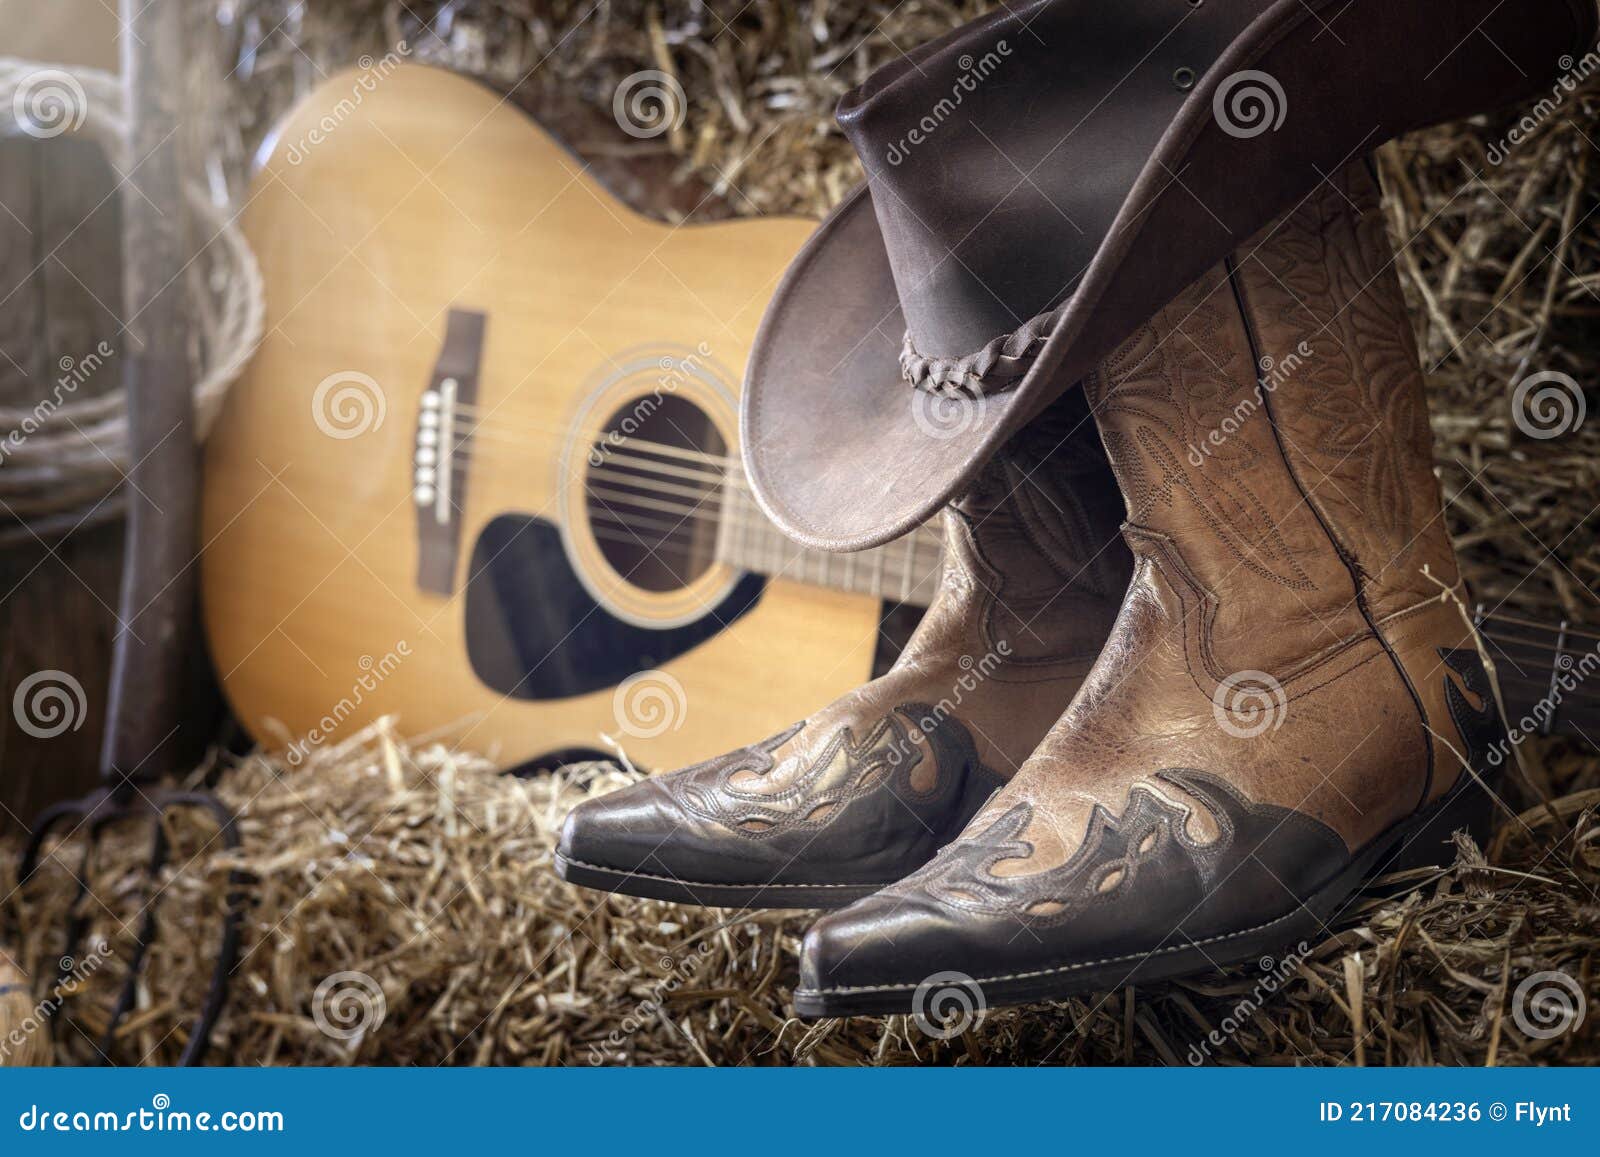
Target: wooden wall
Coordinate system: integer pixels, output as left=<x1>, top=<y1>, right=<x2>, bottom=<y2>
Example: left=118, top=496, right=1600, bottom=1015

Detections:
left=0, top=137, right=126, bottom=832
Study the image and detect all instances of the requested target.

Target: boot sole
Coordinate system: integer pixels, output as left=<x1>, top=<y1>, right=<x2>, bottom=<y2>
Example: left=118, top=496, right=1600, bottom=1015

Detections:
left=553, top=851, right=885, bottom=911
left=792, top=771, right=1495, bottom=1018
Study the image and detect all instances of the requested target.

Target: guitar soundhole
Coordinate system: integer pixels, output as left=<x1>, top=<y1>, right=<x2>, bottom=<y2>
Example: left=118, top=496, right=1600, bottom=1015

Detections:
left=583, top=394, right=728, bottom=593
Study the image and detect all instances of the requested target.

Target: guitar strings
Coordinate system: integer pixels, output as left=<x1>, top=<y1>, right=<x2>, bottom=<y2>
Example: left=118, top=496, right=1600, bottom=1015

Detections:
left=430, top=404, right=951, bottom=577
left=437, top=463, right=946, bottom=583
left=444, top=442, right=746, bottom=487
left=584, top=507, right=945, bottom=588
left=1483, top=611, right=1600, bottom=646
left=577, top=475, right=943, bottom=562
left=430, top=439, right=792, bottom=534
left=580, top=500, right=942, bottom=563
left=440, top=421, right=945, bottom=585
left=439, top=437, right=953, bottom=576
left=436, top=439, right=736, bottom=488
left=581, top=509, right=944, bottom=584
left=444, top=404, right=743, bottom=469
left=452, top=442, right=759, bottom=497
left=1480, top=646, right=1600, bottom=683
left=427, top=434, right=946, bottom=585
left=429, top=431, right=945, bottom=570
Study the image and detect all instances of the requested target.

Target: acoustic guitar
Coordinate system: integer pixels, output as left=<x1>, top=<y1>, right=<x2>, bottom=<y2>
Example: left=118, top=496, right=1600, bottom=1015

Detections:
left=201, top=63, right=942, bottom=771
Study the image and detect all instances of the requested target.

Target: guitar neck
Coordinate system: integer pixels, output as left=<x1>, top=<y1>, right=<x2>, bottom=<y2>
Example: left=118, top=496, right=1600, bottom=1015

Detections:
left=715, top=476, right=944, bottom=608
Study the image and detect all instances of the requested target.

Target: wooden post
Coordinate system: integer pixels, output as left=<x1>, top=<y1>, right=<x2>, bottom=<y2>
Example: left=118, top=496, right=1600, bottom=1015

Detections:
left=100, top=0, right=197, bottom=785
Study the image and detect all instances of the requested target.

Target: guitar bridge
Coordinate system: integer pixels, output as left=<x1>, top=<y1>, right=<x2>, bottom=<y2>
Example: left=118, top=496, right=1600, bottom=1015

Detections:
left=413, top=308, right=487, bottom=595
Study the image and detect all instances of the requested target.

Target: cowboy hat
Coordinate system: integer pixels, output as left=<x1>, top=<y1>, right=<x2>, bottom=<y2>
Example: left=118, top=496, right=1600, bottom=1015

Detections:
left=742, top=0, right=1595, bottom=551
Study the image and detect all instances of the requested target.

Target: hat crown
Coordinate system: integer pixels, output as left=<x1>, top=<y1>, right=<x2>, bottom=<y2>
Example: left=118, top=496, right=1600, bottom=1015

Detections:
left=838, top=0, right=1267, bottom=361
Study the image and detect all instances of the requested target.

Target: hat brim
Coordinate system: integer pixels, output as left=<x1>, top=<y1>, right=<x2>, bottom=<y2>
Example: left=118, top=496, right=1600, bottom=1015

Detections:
left=742, top=0, right=1594, bottom=553
left=741, top=184, right=1032, bottom=553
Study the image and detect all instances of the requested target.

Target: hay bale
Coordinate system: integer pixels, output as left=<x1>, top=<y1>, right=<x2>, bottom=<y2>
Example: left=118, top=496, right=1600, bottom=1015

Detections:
left=2, top=722, right=1595, bottom=1066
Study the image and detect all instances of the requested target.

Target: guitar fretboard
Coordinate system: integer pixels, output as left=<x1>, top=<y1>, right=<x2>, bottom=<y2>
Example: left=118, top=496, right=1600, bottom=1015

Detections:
left=715, top=477, right=944, bottom=608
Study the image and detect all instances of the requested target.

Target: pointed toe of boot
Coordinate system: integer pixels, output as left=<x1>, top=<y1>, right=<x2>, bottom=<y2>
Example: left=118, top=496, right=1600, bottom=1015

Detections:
left=556, top=777, right=789, bottom=907
left=796, top=893, right=984, bottom=1019
left=554, top=770, right=900, bottom=910
left=553, top=703, right=1030, bottom=911
left=557, top=778, right=677, bottom=878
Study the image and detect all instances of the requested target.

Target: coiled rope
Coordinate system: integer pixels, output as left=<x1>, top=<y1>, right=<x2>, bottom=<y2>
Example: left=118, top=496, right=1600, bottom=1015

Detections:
left=0, top=58, right=264, bottom=539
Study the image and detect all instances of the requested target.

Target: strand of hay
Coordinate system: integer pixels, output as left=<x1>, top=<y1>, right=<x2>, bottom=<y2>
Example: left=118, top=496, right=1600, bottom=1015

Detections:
left=2, top=722, right=1594, bottom=1066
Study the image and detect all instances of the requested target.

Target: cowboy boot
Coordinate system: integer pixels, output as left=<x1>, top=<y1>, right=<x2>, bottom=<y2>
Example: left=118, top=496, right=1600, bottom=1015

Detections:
left=556, top=389, right=1131, bottom=908
left=797, top=160, right=1506, bottom=1015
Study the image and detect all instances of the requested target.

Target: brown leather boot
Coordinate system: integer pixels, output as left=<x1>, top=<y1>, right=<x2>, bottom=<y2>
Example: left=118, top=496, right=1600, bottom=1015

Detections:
left=556, top=391, right=1131, bottom=908
left=797, top=161, right=1506, bottom=1014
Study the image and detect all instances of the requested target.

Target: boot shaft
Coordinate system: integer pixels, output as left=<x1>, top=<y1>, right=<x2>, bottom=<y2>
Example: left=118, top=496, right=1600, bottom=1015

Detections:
left=908, top=386, right=1132, bottom=671
left=1084, top=160, right=1482, bottom=812
left=1086, top=161, right=1461, bottom=678
left=1231, top=161, right=1460, bottom=618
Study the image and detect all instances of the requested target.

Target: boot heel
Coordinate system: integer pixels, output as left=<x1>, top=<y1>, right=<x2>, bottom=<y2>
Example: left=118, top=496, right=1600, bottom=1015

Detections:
left=1373, top=772, right=1496, bottom=878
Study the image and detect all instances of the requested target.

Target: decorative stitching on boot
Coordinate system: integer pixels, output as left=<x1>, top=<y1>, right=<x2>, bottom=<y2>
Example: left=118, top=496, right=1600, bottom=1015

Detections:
left=669, top=705, right=986, bottom=843
left=555, top=855, right=887, bottom=891
left=885, top=768, right=1346, bottom=924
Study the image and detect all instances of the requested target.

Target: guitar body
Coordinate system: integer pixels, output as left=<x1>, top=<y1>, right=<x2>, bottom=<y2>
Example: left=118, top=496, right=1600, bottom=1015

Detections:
left=201, top=64, right=883, bottom=769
